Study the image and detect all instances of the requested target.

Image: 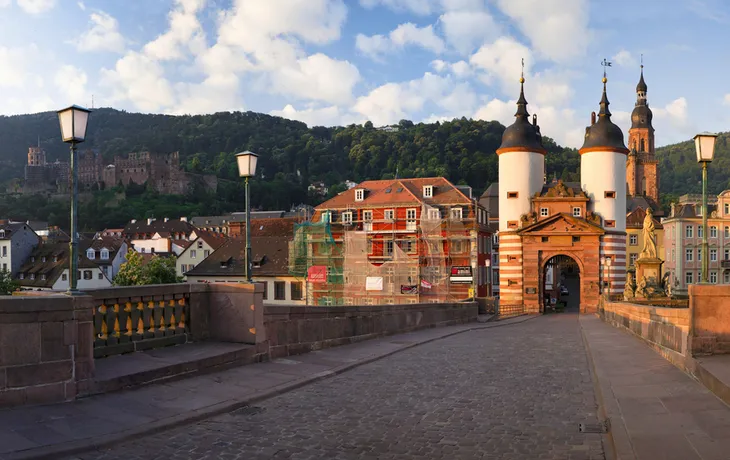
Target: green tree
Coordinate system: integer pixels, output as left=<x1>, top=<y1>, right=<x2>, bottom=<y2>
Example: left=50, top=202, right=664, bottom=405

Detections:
left=114, top=250, right=181, bottom=286
left=0, top=269, right=19, bottom=295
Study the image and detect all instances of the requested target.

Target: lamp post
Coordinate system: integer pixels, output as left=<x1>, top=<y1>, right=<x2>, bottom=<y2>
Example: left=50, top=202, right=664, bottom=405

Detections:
left=235, top=151, right=259, bottom=282
left=606, top=257, right=612, bottom=297
left=694, top=132, right=718, bottom=283
left=57, top=105, right=90, bottom=294
left=600, top=256, right=605, bottom=295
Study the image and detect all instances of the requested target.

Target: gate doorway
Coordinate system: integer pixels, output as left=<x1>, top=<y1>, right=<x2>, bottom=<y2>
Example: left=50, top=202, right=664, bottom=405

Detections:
left=541, top=255, right=581, bottom=313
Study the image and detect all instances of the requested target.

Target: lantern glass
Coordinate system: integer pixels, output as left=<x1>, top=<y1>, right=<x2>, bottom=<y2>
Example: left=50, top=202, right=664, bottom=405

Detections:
left=57, top=105, right=90, bottom=143
left=694, top=132, right=718, bottom=163
left=236, top=151, right=259, bottom=177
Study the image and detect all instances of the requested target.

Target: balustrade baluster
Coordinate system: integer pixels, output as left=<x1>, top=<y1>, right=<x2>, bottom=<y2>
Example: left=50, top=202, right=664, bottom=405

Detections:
left=124, top=302, right=133, bottom=337
left=168, top=299, right=176, bottom=333
left=146, top=300, right=156, bottom=337
left=112, top=303, right=121, bottom=339
left=135, top=302, right=145, bottom=337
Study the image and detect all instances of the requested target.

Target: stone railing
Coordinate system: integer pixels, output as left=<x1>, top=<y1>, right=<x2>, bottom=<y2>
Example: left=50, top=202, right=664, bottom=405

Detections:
left=262, top=301, right=477, bottom=359
left=599, top=298, right=690, bottom=366
left=0, top=296, right=94, bottom=408
left=689, top=284, right=730, bottom=355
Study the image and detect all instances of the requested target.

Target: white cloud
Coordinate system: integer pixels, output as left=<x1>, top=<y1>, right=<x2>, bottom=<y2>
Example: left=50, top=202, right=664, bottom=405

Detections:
left=100, top=52, right=176, bottom=112
left=0, top=45, right=39, bottom=88
left=54, top=65, right=88, bottom=105
left=270, top=53, right=360, bottom=105
left=0, top=0, right=11, bottom=7
left=354, top=72, right=476, bottom=125
left=494, top=0, right=590, bottom=62
left=470, top=37, right=532, bottom=92
left=355, top=34, right=391, bottom=61
left=430, top=59, right=471, bottom=78
left=77, top=1, right=84, bottom=10
left=612, top=49, right=637, bottom=68
left=70, top=11, right=126, bottom=54
left=270, top=104, right=359, bottom=127
left=359, top=0, right=439, bottom=15
left=16, top=0, right=55, bottom=14
left=144, top=0, right=207, bottom=61
left=723, top=94, right=730, bottom=106
left=439, top=10, right=500, bottom=55
left=357, top=23, right=445, bottom=61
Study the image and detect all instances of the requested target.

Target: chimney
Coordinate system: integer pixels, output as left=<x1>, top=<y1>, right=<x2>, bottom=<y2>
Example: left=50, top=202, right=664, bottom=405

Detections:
left=147, top=218, right=154, bottom=225
left=130, top=219, right=136, bottom=224
left=180, top=217, right=188, bottom=222
left=591, top=111, right=596, bottom=125
left=532, top=114, right=537, bottom=127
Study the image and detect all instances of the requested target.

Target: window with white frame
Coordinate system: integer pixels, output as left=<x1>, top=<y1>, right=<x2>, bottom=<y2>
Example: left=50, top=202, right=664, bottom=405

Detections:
left=629, top=234, right=638, bottom=246
left=320, top=211, right=331, bottom=223
left=450, top=207, right=463, bottom=220
left=726, top=249, right=730, bottom=260
left=686, top=225, right=693, bottom=238
left=711, top=271, right=718, bottom=283
left=698, top=226, right=704, bottom=238
left=540, top=207, right=549, bottom=217
left=572, top=207, right=581, bottom=217
left=686, top=271, right=693, bottom=285
left=725, top=202, right=730, bottom=215
left=355, top=189, right=364, bottom=201
left=363, top=210, right=373, bottom=222
left=342, top=212, right=353, bottom=224
left=100, top=249, right=109, bottom=260
left=686, top=249, right=693, bottom=262
left=197, top=241, right=203, bottom=249
left=671, top=249, right=675, bottom=262
left=726, top=226, right=730, bottom=238
left=711, top=226, right=718, bottom=238
left=406, top=208, right=417, bottom=221
left=423, top=185, right=433, bottom=198
left=384, top=209, right=394, bottom=220
left=630, top=253, right=638, bottom=265
left=725, top=271, right=730, bottom=284
left=191, top=250, right=197, bottom=259
left=698, top=249, right=702, bottom=262
left=493, top=234, right=499, bottom=245
left=711, top=248, right=718, bottom=261
left=385, top=240, right=394, bottom=256
left=428, top=209, right=440, bottom=220
left=87, top=249, right=95, bottom=259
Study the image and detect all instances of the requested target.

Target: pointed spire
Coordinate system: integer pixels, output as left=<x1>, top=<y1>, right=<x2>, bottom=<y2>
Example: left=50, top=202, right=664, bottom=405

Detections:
left=598, top=76, right=611, bottom=117
left=636, top=58, right=647, bottom=95
left=515, top=58, right=529, bottom=118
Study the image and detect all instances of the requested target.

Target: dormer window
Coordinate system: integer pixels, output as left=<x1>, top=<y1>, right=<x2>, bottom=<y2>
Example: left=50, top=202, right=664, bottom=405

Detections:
left=30, top=273, right=35, bottom=280
left=423, top=185, right=433, bottom=198
left=355, top=189, right=365, bottom=201
left=0, top=230, right=5, bottom=238
left=197, top=241, right=203, bottom=249
left=53, top=256, right=58, bottom=263
left=87, top=249, right=95, bottom=260
left=18, top=273, right=24, bottom=280
left=41, top=256, right=46, bottom=263
left=100, top=249, right=109, bottom=260
left=30, top=256, right=35, bottom=263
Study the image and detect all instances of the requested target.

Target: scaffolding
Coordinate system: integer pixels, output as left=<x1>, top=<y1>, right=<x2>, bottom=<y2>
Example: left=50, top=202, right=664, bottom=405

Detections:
left=289, top=203, right=484, bottom=306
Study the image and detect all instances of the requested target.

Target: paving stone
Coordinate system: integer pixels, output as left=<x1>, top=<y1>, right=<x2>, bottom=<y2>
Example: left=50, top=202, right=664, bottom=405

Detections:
left=70, top=314, right=605, bottom=460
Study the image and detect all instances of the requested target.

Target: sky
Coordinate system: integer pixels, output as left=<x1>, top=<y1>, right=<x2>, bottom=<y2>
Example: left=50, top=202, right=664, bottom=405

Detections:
left=0, top=0, right=729, bottom=148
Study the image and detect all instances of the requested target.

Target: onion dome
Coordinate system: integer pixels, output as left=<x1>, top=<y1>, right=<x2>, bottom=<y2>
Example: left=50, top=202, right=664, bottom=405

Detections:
left=579, top=77, right=629, bottom=154
left=631, top=67, right=653, bottom=130
left=496, top=76, right=547, bottom=154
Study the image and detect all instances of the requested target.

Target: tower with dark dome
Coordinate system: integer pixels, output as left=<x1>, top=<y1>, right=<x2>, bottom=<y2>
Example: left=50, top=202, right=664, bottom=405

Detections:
left=626, top=65, right=658, bottom=206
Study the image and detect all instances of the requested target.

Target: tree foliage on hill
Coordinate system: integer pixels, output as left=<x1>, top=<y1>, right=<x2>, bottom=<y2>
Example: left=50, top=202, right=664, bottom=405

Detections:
left=656, top=133, right=730, bottom=197
left=0, top=269, right=19, bottom=295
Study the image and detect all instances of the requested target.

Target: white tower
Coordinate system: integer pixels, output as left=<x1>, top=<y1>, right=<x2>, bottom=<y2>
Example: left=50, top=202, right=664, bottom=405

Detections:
left=579, top=74, right=629, bottom=296
left=497, top=74, right=546, bottom=308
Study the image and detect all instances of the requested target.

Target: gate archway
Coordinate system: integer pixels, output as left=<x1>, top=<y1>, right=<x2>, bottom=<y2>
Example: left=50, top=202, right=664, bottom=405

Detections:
left=540, top=254, right=582, bottom=313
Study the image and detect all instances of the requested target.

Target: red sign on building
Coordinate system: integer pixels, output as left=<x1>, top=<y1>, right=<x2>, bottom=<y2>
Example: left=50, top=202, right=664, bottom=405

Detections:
left=307, top=265, right=327, bottom=283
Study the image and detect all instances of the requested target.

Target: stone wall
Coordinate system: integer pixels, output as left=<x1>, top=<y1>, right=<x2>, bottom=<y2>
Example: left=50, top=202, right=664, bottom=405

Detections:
left=262, top=302, right=477, bottom=359
left=599, top=298, right=690, bottom=365
left=0, top=296, right=94, bottom=408
left=689, top=284, right=730, bottom=355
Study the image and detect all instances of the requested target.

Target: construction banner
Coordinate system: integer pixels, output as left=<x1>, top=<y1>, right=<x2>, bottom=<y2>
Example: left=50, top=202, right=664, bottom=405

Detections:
left=307, top=265, right=327, bottom=283
left=400, top=285, right=418, bottom=295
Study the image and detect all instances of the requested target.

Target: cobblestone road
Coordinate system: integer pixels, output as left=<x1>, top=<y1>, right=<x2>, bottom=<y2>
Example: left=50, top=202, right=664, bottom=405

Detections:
left=72, top=314, right=604, bottom=460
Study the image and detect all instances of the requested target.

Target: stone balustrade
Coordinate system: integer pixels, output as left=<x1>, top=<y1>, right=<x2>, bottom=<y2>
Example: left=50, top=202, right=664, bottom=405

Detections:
left=689, top=284, right=730, bottom=355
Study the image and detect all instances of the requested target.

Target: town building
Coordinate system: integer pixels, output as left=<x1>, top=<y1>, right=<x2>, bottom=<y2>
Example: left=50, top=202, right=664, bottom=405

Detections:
left=123, top=218, right=199, bottom=255
left=177, top=231, right=227, bottom=279
left=290, top=177, right=492, bottom=306
left=0, top=222, right=39, bottom=275
left=483, top=73, right=627, bottom=314
left=16, top=240, right=121, bottom=291
left=662, top=192, right=730, bottom=294
left=185, top=237, right=306, bottom=305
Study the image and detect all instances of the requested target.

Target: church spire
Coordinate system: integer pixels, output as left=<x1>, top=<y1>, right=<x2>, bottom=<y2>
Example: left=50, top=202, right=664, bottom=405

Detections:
left=496, top=58, right=546, bottom=155
left=515, top=58, right=529, bottom=118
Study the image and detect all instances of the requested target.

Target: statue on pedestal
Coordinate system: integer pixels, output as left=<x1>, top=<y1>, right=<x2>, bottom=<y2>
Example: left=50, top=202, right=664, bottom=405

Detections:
left=640, top=208, right=658, bottom=259
left=637, top=275, right=648, bottom=298
left=623, top=272, right=636, bottom=300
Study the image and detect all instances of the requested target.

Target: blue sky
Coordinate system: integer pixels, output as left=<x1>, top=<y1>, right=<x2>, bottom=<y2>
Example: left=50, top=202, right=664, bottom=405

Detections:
left=0, top=0, right=729, bottom=148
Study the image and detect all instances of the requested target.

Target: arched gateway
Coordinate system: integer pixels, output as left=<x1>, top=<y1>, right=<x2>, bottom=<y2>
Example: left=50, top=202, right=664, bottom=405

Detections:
left=494, top=71, right=628, bottom=315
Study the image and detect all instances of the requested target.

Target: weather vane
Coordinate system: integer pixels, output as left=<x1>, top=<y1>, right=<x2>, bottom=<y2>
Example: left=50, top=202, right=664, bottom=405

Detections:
left=640, top=53, right=643, bottom=69
left=520, top=57, right=525, bottom=83
left=601, top=58, right=612, bottom=79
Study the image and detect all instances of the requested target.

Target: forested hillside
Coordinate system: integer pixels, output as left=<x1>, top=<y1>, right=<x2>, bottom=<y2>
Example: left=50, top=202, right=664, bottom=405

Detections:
left=656, top=133, right=730, bottom=204
left=0, top=109, right=582, bottom=229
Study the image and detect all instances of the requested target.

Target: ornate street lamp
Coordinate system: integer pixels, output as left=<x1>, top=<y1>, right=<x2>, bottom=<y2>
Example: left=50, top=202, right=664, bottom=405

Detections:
left=57, top=105, right=91, bottom=294
left=694, top=132, right=718, bottom=283
left=606, top=257, right=612, bottom=296
left=236, top=151, right=259, bottom=282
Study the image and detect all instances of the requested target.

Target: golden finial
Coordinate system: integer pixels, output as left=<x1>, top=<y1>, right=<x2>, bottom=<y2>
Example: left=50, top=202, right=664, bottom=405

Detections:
left=520, top=57, right=525, bottom=83
left=602, top=77, right=607, bottom=83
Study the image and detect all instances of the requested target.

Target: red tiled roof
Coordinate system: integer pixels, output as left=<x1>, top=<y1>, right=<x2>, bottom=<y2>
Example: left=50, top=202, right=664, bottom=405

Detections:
left=627, top=207, right=663, bottom=229
left=315, top=177, right=472, bottom=210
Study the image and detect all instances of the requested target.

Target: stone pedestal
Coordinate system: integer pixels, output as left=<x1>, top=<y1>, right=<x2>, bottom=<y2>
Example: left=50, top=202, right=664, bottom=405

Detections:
left=635, top=257, right=664, bottom=298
